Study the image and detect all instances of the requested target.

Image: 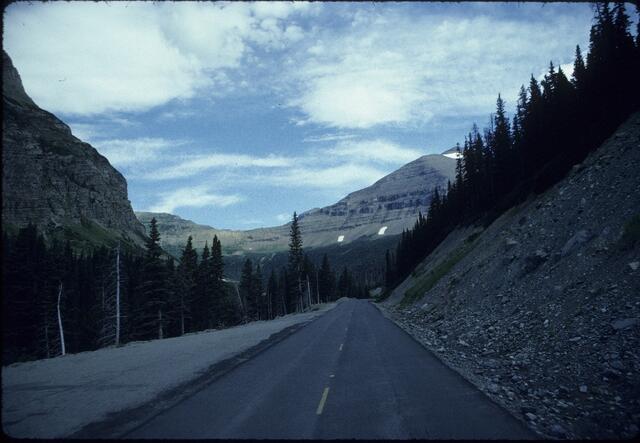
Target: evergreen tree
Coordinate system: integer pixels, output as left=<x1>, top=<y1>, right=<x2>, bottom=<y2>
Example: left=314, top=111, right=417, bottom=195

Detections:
left=253, top=264, right=265, bottom=320
left=176, top=236, right=198, bottom=335
left=287, top=212, right=304, bottom=312
left=572, top=45, right=587, bottom=90
left=193, top=242, right=212, bottom=331
left=134, top=218, right=170, bottom=341
left=239, top=258, right=254, bottom=322
left=2, top=225, right=48, bottom=362
left=164, top=256, right=180, bottom=337
left=209, top=235, right=226, bottom=327
left=490, top=94, right=513, bottom=197
left=266, top=269, right=278, bottom=320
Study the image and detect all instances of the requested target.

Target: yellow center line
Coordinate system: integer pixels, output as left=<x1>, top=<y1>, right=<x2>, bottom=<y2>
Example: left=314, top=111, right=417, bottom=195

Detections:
left=316, top=387, right=330, bottom=415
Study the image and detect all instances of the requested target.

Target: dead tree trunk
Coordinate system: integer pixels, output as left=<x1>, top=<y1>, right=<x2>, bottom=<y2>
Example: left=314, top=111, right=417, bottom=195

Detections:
left=57, top=283, right=65, bottom=356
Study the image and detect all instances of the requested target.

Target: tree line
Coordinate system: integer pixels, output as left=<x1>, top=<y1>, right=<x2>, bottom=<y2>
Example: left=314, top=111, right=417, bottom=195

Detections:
left=387, top=2, right=640, bottom=286
left=237, top=212, right=369, bottom=322
left=2, top=213, right=366, bottom=364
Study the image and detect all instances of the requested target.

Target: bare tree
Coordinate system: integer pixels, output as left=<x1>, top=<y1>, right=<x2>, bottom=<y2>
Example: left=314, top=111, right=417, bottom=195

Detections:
left=56, top=282, right=65, bottom=356
left=115, top=243, right=121, bottom=346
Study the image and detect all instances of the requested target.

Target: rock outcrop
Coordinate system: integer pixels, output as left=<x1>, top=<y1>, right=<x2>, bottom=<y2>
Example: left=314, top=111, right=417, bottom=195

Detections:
left=138, top=153, right=455, bottom=256
left=2, top=51, right=146, bottom=249
left=381, top=112, right=640, bottom=439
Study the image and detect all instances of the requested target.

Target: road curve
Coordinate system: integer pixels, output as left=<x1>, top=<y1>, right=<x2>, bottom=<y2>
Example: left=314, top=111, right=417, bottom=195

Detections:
left=126, top=298, right=535, bottom=439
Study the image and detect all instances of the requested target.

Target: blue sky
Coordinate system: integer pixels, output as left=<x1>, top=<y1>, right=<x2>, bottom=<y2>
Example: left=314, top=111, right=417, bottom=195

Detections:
left=4, top=1, right=603, bottom=229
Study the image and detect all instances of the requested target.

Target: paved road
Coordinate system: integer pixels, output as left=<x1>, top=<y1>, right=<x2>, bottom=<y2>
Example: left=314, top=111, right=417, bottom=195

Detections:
left=126, top=299, right=535, bottom=439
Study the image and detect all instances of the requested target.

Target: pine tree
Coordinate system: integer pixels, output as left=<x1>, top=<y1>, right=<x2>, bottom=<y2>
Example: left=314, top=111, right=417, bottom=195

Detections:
left=176, top=236, right=198, bottom=335
left=266, top=269, right=278, bottom=319
left=490, top=94, right=513, bottom=197
left=2, top=225, right=47, bottom=362
left=287, top=212, right=304, bottom=312
left=239, top=258, right=254, bottom=322
left=135, top=218, right=170, bottom=341
left=572, top=45, right=587, bottom=90
left=164, top=256, right=180, bottom=337
left=193, top=242, right=212, bottom=331
left=209, top=235, right=226, bottom=327
left=384, top=250, right=395, bottom=290
left=253, top=264, right=264, bottom=320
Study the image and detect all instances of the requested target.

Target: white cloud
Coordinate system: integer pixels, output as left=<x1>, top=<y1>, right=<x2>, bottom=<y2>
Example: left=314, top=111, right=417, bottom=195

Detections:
left=275, top=213, right=291, bottom=223
left=266, top=163, right=387, bottom=189
left=285, top=6, right=591, bottom=128
left=303, top=133, right=356, bottom=143
left=157, top=110, right=197, bottom=121
left=3, top=1, right=315, bottom=116
left=327, top=139, right=422, bottom=164
left=148, top=185, right=243, bottom=213
left=69, top=123, right=105, bottom=142
left=148, top=153, right=293, bottom=180
left=91, top=138, right=186, bottom=167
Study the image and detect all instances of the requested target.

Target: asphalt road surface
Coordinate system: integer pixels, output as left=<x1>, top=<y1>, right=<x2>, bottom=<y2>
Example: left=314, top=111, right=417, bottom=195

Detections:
left=126, top=299, right=535, bottom=439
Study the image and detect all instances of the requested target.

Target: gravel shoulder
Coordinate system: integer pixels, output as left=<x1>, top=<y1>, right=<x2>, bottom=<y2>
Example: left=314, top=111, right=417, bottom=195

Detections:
left=2, top=302, right=339, bottom=438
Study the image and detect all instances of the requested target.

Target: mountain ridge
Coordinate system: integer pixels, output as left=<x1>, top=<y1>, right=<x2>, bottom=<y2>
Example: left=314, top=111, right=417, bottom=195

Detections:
left=137, top=152, right=456, bottom=257
left=1, top=51, right=147, bottom=250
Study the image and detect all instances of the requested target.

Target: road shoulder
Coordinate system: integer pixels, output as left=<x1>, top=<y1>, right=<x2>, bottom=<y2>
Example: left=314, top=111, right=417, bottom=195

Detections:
left=372, top=301, right=542, bottom=439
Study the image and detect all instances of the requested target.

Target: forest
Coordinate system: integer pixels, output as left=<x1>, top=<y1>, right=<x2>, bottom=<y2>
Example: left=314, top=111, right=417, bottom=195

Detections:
left=2, top=213, right=366, bottom=364
left=386, top=2, right=640, bottom=288
left=3, top=2, right=638, bottom=365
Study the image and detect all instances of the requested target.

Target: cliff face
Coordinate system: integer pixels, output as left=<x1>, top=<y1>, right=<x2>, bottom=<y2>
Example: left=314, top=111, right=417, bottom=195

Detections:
left=2, top=51, right=146, bottom=249
left=138, top=153, right=456, bottom=256
left=382, top=112, right=640, bottom=439
left=297, top=154, right=456, bottom=245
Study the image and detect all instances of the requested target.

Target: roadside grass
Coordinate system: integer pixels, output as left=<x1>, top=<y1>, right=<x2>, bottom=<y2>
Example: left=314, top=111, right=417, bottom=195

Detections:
left=399, top=233, right=480, bottom=308
left=374, top=288, right=393, bottom=303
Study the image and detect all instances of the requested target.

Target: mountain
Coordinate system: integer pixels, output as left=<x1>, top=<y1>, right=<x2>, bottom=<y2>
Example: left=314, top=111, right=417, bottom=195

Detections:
left=137, top=153, right=456, bottom=258
left=1, top=51, right=147, bottom=250
left=382, top=112, right=640, bottom=439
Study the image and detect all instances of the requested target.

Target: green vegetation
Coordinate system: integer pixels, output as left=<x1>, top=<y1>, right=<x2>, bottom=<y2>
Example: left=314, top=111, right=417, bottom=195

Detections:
left=54, top=217, right=143, bottom=253
left=621, top=214, right=640, bottom=249
left=400, top=235, right=479, bottom=307
left=374, top=288, right=393, bottom=303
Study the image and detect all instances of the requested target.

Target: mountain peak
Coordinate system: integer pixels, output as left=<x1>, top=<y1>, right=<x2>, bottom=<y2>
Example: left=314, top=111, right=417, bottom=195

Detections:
left=2, top=51, right=147, bottom=250
left=2, top=51, right=36, bottom=108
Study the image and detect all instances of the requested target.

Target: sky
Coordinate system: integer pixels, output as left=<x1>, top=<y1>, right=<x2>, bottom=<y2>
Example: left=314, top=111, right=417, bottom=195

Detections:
left=3, top=1, right=601, bottom=230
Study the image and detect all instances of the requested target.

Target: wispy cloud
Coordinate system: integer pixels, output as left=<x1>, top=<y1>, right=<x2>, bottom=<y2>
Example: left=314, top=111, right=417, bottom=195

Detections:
left=284, top=5, right=592, bottom=128
left=265, top=163, right=387, bottom=189
left=275, top=213, right=291, bottom=223
left=148, top=153, right=293, bottom=180
left=303, top=133, right=356, bottom=143
left=326, top=139, right=423, bottom=164
left=157, top=110, right=197, bottom=121
left=147, top=185, right=243, bottom=213
left=92, top=137, right=187, bottom=167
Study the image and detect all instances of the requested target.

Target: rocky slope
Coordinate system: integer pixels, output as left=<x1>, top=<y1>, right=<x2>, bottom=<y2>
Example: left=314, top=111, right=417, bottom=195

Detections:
left=2, top=51, right=146, bottom=250
left=138, top=154, right=455, bottom=256
left=380, top=112, right=640, bottom=439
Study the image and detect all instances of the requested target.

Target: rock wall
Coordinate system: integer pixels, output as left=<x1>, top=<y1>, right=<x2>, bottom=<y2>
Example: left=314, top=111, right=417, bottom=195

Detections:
left=2, top=51, right=146, bottom=248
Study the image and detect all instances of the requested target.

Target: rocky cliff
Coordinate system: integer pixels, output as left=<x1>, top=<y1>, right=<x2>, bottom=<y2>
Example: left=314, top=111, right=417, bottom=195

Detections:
left=2, top=51, right=146, bottom=249
left=137, top=153, right=455, bottom=256
left=381, top=112, right=640, bottom=439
